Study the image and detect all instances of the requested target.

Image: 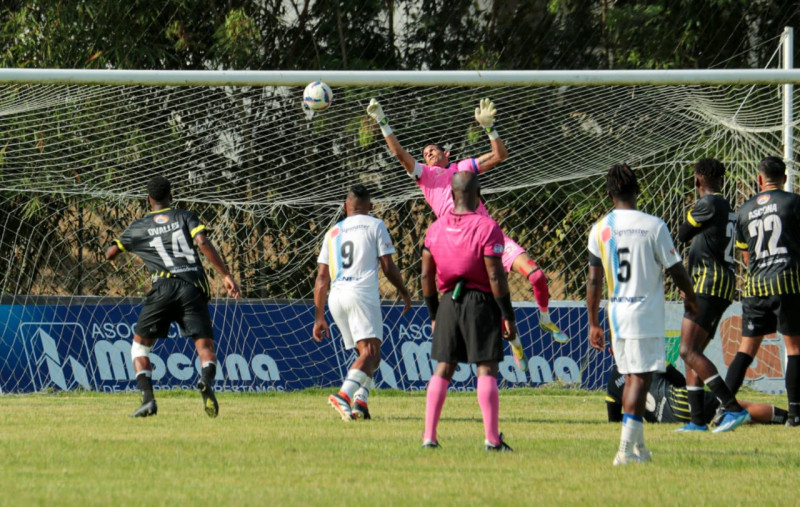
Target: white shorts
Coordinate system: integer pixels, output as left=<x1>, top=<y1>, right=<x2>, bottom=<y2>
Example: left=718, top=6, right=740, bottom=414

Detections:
left=610, top=335, right=666, bottom=375
left=328, top=288, right=383, bottom=350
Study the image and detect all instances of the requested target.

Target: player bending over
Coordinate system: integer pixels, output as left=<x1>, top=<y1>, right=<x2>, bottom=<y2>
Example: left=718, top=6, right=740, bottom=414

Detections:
left=367, top=97, right=567, bottom=371
left=606, top=363, right=788, bottom=426
left=106, top=175, right=241, bottom=418
left=313, top=184, right=412, bottom=421
left=675, top=158, right=750, bottom=433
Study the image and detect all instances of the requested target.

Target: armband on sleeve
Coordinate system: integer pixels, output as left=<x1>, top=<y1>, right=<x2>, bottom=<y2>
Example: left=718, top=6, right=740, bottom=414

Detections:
left=495, top=293, right=515, bottom=322
left=424, top=295, right=439, bottom=321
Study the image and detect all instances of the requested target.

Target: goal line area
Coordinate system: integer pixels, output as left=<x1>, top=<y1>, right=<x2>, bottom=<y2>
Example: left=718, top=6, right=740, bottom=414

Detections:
left=0, top=70, right=797, bottom=393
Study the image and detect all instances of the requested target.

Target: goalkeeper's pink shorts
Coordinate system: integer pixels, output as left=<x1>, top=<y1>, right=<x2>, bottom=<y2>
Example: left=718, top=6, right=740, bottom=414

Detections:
left=501, top=234, right=526, bottom=273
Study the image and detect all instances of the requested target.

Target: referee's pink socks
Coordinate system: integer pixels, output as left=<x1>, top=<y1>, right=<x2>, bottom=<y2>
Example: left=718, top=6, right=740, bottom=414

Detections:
left=424, top=375, right=449, bottom=443
left=477, top=375, right=500, bottom=446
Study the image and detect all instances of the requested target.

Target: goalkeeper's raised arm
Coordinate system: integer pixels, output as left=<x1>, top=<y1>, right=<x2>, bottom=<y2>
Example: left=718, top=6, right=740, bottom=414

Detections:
left=366, top=98, right=507, bottom=176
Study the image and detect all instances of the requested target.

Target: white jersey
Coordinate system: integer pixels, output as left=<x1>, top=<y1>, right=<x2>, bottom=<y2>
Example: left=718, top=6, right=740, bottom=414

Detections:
left=588, top=209, right=682, bottom=339
left=317, top=214, right=396, bottom=297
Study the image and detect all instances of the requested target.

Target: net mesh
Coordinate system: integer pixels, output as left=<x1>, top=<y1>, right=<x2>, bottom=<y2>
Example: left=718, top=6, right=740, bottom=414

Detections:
left=0, top=78, right=796, bottom=392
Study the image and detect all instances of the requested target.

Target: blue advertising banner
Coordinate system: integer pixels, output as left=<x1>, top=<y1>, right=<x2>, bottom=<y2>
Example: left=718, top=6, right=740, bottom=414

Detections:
left=0, top=299, right=611, bottom=394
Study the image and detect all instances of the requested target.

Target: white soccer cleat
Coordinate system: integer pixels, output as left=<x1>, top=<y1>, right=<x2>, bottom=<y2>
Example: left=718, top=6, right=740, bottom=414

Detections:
left=634, top=443, right=652, bottom=462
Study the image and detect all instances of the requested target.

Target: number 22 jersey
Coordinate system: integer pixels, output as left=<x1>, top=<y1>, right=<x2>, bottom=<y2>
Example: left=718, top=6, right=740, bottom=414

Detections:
left=588, top=209, right=682, bottom=339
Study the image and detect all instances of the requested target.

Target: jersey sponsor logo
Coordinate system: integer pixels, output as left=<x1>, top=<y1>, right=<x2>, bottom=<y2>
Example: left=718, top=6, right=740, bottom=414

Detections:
left=493, top=243, right=504, bottom=254
left=601, top=226, right=612, bottom=243
left=757, top=194, right=771, bottom=205
left=748, top=203, right=777, bottom=220
left=153, top=214, right=170, bottom=225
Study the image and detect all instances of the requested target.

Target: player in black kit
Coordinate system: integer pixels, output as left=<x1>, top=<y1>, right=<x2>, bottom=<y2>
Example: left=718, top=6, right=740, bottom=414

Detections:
left=106, top=175, right=241, bottom=418
left=731, top=156, right=800, bottom=426
left=675, top=158, right=748, bottom=433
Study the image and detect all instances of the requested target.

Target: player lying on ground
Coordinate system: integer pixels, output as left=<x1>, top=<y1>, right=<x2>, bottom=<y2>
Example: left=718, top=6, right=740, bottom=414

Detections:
left=313, top=184, right=412, bottom=421
left=366, top=97, right=567, bottom=372
left=106, top=175, right=241, bottom=418
left=606, top=363, right=789, bottom=426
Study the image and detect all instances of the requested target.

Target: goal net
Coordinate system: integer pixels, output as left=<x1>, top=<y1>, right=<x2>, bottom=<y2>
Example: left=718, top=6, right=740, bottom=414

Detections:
left=0, top=72, right=796, bottom=394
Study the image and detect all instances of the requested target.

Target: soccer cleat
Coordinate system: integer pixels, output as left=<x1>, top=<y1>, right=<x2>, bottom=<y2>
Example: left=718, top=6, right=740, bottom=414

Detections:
left=352, top=401, right=371, bottom=420
left=328, top=392, right=353, bottom=422
left=484, top=433, right=513, bottom=452
left=130, top=399, right=158, bottom=418
left=674, top=422, right=709, bottom=433
left=634, top=443, right=652, bottom=462
left=712, top=409, right=751, bottom=433
left=785, top=416, right=800, bottom=427
left=510, top=342, right=529, bottom=372
left=613, top=449, right=646, bottom=466
left=421, top=440, right=440, bottom=449
left=711, top=405, right=725, bottom=427
left=539, top=321, right=569, bottom=344
left=197, top=380, right=219, bottom=418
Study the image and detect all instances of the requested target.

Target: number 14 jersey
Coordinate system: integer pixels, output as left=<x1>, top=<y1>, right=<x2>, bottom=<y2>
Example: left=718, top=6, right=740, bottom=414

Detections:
left=318, top=214, right=396, bottom=297
left=588, top=209, right=682, bottom=339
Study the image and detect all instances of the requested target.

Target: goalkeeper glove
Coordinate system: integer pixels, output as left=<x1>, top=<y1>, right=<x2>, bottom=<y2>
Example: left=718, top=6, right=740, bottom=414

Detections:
left=474, top=98, right=499, bottom=139
left=367, top=98, right=393, bottom=137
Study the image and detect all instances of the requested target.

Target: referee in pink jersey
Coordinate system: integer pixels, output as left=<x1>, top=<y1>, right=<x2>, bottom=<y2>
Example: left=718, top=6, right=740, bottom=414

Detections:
left=420, top=171, right=517, bottom=451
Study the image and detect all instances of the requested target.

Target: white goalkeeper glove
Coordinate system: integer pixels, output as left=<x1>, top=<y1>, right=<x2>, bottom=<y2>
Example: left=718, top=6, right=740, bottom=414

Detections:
left=475, top=98, right=499, bottom=139
left=367, top=98, right=393, bottom=137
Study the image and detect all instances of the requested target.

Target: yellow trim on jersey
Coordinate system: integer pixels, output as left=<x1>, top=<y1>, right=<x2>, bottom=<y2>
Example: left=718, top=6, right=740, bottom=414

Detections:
left=595, top=222, right=614, bottom=294
left=604, top=395, right=616, bottom=403
left=326, top=230, right=337, bottom=281
left=114, top=239, right=126, bottom=252
left=190, top=224, right=206, bottom=238
left=686, top=210, right=701, bottom=227
left=735, top=240, right=748, bottom=250
left=148, top=208, right=171, bottom=214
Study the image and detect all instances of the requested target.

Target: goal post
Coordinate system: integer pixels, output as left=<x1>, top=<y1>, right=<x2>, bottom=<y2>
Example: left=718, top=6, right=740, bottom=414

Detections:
left=0, top=66, right=797, bottom=394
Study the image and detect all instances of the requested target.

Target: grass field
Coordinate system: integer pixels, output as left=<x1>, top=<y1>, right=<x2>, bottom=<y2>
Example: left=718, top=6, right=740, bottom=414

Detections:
left=1, top=387, right=797, bottom=506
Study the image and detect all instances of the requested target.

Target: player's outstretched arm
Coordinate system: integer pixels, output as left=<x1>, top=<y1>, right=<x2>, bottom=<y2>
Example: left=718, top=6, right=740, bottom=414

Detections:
left=367, top=99, right=416, bottom=174
left=194, top=232, right=241, bottom=298
left=105, top=243, right=121, bottom=261
left=473, top=98, right=508, bottom=174
left=380, top=255, right=412, bottom=314
left=586, top=265, right=605, bottom=351
left=485, top=255, right=517, bottom=341
left=312, top=263, right=331, bottom=342
left=666, top=262, right=698, bottom=317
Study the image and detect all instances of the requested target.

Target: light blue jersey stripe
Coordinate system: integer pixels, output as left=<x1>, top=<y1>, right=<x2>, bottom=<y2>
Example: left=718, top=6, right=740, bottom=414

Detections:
left=607, top=212, right=621, bottom=339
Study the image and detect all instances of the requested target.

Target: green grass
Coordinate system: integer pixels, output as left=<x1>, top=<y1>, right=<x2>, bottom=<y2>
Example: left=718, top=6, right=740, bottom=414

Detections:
left=0, top=388, right=797, bottom=506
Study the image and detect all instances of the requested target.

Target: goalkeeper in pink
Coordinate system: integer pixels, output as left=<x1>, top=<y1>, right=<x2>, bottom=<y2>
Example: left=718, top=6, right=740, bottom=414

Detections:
left=367, top=98, right=568, bottom=361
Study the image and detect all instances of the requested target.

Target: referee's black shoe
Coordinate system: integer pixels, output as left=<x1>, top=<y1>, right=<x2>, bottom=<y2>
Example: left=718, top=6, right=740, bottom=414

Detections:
left=197, top=380, right=219, bottom=418
left=130, top=399, right=158, bottom=418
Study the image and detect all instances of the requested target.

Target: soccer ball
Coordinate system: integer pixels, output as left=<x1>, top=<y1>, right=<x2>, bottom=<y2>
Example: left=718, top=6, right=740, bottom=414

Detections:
left=303, top=81, right=333, bottom=111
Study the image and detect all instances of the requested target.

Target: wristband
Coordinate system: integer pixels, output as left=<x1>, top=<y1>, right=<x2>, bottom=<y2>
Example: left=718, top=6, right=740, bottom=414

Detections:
left=424, top=295, right=439, bottom=321
left=485, top=126, right=499, bottom=140
left=378, top=117, right=393, bottom=137
left=495, top=293, right=515, bottom=322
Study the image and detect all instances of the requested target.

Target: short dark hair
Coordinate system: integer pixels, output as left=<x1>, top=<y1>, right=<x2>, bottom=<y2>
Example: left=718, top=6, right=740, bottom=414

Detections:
left=421, top=143, right=446, bottom=158
left=695, top=158, right=726, bottom=180
left=147, top=175, right=172, bottom=203
left=758, top=156, right=786, bottom=183
left=348, top=183, right=370, bottom=201
left=606, top=164, right=640, bottom=200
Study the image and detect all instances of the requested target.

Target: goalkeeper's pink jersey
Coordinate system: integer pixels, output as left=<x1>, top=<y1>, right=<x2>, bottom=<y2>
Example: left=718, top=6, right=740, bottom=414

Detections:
left=424, top=211, right=505, bottom=293
left=416, top=159, right=488, bottom=218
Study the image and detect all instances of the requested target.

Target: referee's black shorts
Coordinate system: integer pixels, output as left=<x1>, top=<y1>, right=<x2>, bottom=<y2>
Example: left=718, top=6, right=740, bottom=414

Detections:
left=135, top=279, right=215, bottom=340
left=684, top=294, right=731, bottom=338
left=431, top=288, right=504, bottom=364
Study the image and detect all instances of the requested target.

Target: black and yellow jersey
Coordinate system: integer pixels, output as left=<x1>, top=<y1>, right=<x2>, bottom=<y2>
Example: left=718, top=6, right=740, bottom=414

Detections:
left=681, top=194, right=736, bottom=300
left=114, top=208, right=211, bottom=299
left=735, top=189, right=800, bottom=297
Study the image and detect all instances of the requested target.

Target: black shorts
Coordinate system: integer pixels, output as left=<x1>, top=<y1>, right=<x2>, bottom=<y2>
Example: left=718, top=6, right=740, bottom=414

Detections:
left=135, top=279, right=214, bottom=340
left=431, top=289, right=504, bottom=364
left=684, top=294, right=731, bottom=337
left=742, top=293, right=800, bottom=337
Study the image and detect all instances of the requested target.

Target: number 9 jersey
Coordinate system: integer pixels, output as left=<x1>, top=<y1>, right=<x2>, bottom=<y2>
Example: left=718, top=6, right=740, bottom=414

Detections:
left=114, top=208, right=211, bottom=298
left=588, top=209, right=682, bottom=339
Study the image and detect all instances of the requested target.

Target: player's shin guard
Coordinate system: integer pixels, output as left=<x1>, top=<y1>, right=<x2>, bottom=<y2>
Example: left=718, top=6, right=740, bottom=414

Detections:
left=527, top=267, right=549, bottom=314
left=725, top=352, right=754, bottom=395
left=477, top=375, right=500, bottom=446
left=201, top=361, right=217, bottom=386
left=786, top=355, right=800, bottom=418
left=424, top=375, right=449, bottom=444
left=687, top=387, right=706, bottom=426
left=136, top=370, right=154, bottom=403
